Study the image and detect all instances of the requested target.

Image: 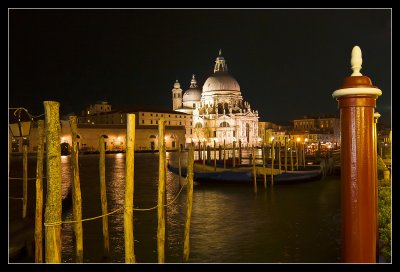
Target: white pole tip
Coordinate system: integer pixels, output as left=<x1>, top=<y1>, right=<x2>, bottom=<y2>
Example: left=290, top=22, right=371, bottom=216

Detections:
left=351, top=46, right=363, bottom=76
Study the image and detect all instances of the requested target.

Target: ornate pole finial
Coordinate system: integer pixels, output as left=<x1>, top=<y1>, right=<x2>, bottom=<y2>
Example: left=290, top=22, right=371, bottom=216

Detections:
left=192, top=74, right=195, bottom=79
left=351, top=46, right=363, bottom=76
left=219, top=49, right=222, bottom=56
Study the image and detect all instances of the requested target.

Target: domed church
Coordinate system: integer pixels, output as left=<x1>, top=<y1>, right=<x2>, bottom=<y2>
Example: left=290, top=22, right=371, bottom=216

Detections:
left=172, top=50, right=259, bottom=146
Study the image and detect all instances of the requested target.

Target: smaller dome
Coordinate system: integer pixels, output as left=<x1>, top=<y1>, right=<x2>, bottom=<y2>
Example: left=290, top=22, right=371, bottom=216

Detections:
left=183, top=74, right=201, bottom=102
left=173, top=80, right=180, bottom=89
left=183, top=89, right=201, bottom=102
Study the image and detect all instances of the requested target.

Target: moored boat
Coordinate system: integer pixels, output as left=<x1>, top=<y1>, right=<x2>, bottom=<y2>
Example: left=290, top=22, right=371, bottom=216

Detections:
left=167, top=162, right=323, bottom=185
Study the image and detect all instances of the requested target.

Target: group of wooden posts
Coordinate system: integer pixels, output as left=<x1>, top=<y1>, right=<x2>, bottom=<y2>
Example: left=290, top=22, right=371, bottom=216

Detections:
left=24, top=101, right=195, bottom=263
left=193, top=138, right=309, bottom=192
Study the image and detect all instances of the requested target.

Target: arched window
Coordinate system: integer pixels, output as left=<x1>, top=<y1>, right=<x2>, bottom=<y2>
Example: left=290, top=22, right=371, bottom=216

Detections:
left=220, top=121, right=230, bottom=127
left=149, top=135, right=157, bottom=139
left=195, top=122, right=202, bottom=128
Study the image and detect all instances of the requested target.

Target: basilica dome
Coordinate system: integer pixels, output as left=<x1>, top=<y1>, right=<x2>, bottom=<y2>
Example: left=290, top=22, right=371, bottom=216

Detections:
left=202, top=72, right=240, bottom=92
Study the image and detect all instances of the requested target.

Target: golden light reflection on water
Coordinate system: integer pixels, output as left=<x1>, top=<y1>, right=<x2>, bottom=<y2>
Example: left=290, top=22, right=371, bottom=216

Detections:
left=57, top=152, right=340, bottom=263
left=60, top=155, right=71, bottom=199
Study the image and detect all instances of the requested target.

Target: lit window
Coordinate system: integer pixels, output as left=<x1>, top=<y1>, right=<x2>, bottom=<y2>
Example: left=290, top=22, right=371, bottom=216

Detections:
left=220, top=122, right=230, bottom=127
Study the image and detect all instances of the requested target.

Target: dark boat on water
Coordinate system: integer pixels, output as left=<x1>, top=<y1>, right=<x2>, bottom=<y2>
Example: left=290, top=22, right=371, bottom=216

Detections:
left=167, top=162, right=323, bottom=185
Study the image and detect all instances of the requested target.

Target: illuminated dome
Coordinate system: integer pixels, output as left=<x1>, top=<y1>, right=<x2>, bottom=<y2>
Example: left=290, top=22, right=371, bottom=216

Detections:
left=203, top=72, right=240, bottom=92
left=183, top=74, right=201, bottom=102
left=202, top=50, right=240, bottom=93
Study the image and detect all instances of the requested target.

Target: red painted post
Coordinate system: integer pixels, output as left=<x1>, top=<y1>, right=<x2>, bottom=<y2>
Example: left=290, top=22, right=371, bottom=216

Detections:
left=373, top=112, right=381, bottom=254
left=332, top=46, right=382, bottom=263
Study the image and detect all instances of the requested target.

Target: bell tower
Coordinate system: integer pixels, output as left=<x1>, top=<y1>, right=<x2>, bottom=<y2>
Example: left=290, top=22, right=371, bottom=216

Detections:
left=172, top=80, right=183, bottom=111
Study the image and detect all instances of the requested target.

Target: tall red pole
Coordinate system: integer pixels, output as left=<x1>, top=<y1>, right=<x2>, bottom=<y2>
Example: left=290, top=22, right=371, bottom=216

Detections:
left=332, top=46, right=382, bottom=263
left=373, top=112, right=381, bottom=254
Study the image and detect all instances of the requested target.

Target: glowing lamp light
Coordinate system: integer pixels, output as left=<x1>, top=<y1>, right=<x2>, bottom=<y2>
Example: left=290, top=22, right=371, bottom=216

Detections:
left=297, top=137, right=301, bottom=142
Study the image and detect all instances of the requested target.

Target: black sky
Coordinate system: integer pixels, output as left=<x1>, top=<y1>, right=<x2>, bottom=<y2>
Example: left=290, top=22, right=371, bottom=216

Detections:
left=9, top=9, right=391, bottom=126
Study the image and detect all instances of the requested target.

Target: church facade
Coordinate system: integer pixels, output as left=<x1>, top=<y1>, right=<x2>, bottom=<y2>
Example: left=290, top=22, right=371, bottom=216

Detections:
left=173, top=51, right=259, bottom=146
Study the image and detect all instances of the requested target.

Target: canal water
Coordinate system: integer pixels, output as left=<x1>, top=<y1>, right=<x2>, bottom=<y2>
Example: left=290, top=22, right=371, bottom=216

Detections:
left=9, top=152, right=341, bottom=263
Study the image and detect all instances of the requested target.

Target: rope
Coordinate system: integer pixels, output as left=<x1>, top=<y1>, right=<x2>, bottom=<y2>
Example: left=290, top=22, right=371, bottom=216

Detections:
left=44, top=207, right=124, bottom=227
left=9, top=177, right=39, bottom=181
left=44, top=178, right=189, bottom=226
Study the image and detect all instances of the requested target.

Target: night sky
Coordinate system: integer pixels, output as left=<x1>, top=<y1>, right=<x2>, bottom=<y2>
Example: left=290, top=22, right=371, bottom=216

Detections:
left=9, top=9, right=391, bottom=126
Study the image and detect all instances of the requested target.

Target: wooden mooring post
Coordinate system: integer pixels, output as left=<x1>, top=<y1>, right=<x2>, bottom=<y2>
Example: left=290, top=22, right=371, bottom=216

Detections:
left=223, top=140, right=226, bottom=169
left=290, top=141, right=294, bottom=171
left=232, top=141, right=236, bottom=168
left=69, top=116, right=83, bottom=262
left=332, top=46, right=381, bottom=262
left=157, top=118, right=166, bottom=263
left=271, top=140, right=274, bottom=187
left=22, top=144, right=28, bottom=219
left=214, top=140, right=217, bottom=172
left=124, top=114, right=136, bottom=263
left=262, top=143, right=267, bottom=189
left=34, top=120, right=44, bottom=263
left=202, top=141, right=206, bottom=172
left=183, top=143, right=194, bottom=262
left=239, top=140, right=242, bottom=165
left=44, top=101, right=62, bottom=263
left=252, top=145, right=257, bottom=193
left=99, top=135, right=110, bottom=258
left=295, top=141, right=299, bottom=171
left=178, top=140, right=182, bottom=186
left=278, top=142, right=282, bottom=174
left=284, top=137, right=288, bottom=172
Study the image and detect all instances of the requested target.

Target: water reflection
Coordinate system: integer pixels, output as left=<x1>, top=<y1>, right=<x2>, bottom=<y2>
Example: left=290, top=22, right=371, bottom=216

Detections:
left=57, top=152, right=340, bottom=263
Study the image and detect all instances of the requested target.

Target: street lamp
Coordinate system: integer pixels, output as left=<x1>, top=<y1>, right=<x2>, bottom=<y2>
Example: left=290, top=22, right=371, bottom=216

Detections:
left=9, top=108, right=32, bottom=219
left=9, top=108, right=31, bottom=138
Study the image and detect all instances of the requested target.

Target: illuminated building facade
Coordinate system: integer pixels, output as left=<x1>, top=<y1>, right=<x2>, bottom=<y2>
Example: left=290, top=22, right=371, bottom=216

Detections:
left=173, top=50, right=259, bottom=146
